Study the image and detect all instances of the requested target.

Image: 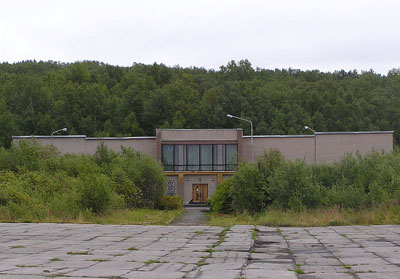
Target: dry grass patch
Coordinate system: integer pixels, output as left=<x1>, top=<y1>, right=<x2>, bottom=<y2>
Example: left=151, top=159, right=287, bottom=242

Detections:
left=209, top=205, right=400, bottom=227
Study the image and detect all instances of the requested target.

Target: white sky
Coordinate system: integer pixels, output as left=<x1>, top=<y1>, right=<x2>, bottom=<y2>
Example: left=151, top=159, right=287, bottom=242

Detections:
left=0, top=0, right=399, bottom=74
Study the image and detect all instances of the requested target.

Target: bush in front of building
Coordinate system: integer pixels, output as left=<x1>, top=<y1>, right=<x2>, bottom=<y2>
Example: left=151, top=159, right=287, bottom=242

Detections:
left=156, top=195, right=183, bottom=210
left=208, top=178, right=233, bottom=214
left=210, top=149, right=400, bottom=215
left=267, top=159, right=324, bottom=210
left=230, top=163, right=267, bottom=214
left=76, top=174, right=114, bottom=214
left=0, top=140, right=167, bottom=222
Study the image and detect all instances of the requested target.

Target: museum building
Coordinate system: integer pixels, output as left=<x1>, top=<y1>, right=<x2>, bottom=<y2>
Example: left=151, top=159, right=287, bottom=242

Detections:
left=13, top=129, right=394, bottom=204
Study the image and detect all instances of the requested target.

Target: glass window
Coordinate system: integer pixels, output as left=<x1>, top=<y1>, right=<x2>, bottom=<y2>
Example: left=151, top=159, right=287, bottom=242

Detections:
left=213, top=145, right=219, bottom=171
left=162, top=145, right=174, bottom=171
left=162, top=144, right=237, bottom=171
left=187, top=145, right=199, bottom=171
left=200, top=145, right=212, bottom=171
left=226, top=144, right=238, bottom=171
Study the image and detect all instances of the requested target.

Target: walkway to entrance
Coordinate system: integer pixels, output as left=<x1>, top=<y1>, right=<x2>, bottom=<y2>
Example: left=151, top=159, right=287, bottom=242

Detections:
left=169, top=207, right=209, bottom=226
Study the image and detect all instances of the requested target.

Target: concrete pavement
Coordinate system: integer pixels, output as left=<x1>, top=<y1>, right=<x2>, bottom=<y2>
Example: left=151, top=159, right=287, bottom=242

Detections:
left=0, top=223, right=400, bottom=278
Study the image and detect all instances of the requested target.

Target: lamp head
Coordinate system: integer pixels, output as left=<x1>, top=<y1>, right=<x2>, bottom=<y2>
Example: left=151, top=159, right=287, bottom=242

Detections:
left=226, top=114, right=233, bottom=118
left=304, top=125, right=309, bottom=130
left=62, top=128, right=67, bottom=132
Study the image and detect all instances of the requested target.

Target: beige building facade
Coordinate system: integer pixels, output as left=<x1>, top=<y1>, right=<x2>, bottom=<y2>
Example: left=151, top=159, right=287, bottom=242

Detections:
left=13, top=129, right=393, bottom=204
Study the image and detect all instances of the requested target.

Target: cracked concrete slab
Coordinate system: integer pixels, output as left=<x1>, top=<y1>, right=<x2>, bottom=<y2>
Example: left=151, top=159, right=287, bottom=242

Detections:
left=0, top=223, right=400, bottom=278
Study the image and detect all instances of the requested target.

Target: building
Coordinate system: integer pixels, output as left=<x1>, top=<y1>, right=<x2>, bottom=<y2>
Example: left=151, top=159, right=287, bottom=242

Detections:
left=13, top=129, right=394, bottom=204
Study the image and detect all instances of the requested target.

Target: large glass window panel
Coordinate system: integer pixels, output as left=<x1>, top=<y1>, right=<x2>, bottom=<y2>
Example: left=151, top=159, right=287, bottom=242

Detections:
left=226, top=144, right=238, bottom=171
left=213, top=145, right=219, bottom=171
left=187, top=145, right=199, bottom=171
left=174, top=145, right=180, bottom=170
left=162, top=145, right=174, bottom=171
left=200, top=145, right=212, bottom=171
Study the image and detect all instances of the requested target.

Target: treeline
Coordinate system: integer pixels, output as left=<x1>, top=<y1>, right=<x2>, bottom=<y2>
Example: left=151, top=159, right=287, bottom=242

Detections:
left=209, top=149, right=400, bottom=214
left=0, top=140, right=180, bottom=221
left=1, top=60, right=400, bottom=148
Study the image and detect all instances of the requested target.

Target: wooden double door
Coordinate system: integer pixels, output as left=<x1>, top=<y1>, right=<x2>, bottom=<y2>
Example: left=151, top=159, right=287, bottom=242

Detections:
left=192, top=184, right=208, bottom=203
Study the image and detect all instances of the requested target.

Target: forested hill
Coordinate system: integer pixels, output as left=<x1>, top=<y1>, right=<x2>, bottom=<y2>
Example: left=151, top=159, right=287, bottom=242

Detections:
left=1, top=59, right=400, bottom=148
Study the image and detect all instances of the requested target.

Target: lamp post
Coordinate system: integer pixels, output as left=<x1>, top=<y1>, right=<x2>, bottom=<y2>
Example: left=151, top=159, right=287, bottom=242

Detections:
left=51, top=128, right=67, bottom=136
left=227, top=114, right=253, bottom=162
left=304, top=125, right=316, bottom=164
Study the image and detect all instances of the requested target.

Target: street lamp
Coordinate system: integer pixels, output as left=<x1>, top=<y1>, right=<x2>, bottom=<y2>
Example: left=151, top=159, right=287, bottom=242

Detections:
left=227, top=114, right=253, bottom=162
left=304, top=126, right=316, bottom=164
left=51, top=128, right=67, bottom=136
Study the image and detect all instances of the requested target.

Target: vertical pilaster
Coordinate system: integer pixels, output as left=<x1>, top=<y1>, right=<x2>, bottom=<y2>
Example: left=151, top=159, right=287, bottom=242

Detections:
left=178, top=173, right=184, bottom=197
left=156, top=129, right=161, bottom=162
left=237, top=129, right=243, bottom=163
left=217, top=173, right=223, bottom=184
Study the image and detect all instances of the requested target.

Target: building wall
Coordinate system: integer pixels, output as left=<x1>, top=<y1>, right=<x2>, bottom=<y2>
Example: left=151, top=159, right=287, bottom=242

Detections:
left=85, top=138, right=157, bottom=159
left=13, top=136, right=88, bottom=154
left=315, top=132, right=393, bottom=163
left=243, top=136, right=314, bottom=163
left=158, top=129, right=239, bottom=142
left=13, top=130, right=394, bottom=204
left=12, top=136, right=157, bottom=158
left=242, top=132, right=393, bottom=163
left=181, top=174, right=218, bottom=204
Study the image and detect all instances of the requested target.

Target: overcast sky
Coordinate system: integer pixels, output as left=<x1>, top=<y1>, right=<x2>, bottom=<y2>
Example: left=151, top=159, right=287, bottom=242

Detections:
left=0, top=0, right=399, bottom=74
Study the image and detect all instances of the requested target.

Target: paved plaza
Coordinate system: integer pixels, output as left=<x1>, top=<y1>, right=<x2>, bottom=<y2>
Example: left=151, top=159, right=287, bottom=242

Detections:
left=0, top=223, right=400, bottom=278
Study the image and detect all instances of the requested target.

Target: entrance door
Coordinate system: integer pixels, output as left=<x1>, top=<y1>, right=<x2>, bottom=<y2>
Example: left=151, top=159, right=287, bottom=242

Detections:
left=192, top=184, right=208, bottom=203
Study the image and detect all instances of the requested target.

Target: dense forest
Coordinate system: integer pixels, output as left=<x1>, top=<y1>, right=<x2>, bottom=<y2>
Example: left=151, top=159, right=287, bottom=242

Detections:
left=1, top=59, right=400, bottom=148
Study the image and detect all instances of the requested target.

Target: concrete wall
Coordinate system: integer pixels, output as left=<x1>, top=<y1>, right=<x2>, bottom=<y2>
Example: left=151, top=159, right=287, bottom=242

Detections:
left=315, top=132, right=393, bottom=163
left=242, top=132, right=393, bottom=163
left=85, top=138, right=157, bottom=159
left=13, top=136, right=157, bottom=158
left=243, top=135, right=315, bottom=163
left=158, top=129, right=240, bottom=142
left=181, top=174, right=218, bottom=204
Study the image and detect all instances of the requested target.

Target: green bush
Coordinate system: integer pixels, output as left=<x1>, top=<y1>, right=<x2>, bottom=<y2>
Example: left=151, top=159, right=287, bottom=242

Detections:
left=268, top=159, right=323, bottom=210
left=76, top=174, right=113, bottom=214
left=0, top=142, right=167, bottom=221
left=156, top=195, right=183, bottom=210
left=231, top=163, right=266, bottom=214
left=209, top=178, right=233, bottom=214
left=257, top=149, right=284, bottom=180
left=116, top=147, right=165, bottom=207
left=110, top=164, right=142, bottom=208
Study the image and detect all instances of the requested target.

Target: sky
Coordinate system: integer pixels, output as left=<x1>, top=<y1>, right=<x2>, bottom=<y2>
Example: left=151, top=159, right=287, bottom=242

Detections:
left=0, top=0, right=399, bottom=74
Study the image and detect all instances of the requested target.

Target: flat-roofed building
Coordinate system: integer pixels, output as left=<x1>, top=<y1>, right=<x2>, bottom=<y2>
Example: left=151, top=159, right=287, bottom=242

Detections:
left=13, top=129, right=394, bottom=204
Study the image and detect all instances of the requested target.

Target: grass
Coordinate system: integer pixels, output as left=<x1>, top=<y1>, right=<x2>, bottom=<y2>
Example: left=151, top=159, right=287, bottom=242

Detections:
left=196, top=259, right=209, bottom=266
left=144, top=259, right=168, bottom=264
left=16, top=265, right=38, bottom=268
left=251, top=228, right=258, bottom=240
left=209, top=205, right=400, bottom=227
left=50, top=258, right=61, bottom=261
left=45, top=274, right=65, bottom=278
left=89, top=259, right=110, bottom=262
left=11, top=245, right=25, bottom=248
left=211, top=227, right=230, bottom=248
left=67, top=251, right=90, bottom=255
left=295, top=268, right=305, bottom=274
left=127, top=246, right=138, bottom=251
left=0, top=209, right=183, bottom=225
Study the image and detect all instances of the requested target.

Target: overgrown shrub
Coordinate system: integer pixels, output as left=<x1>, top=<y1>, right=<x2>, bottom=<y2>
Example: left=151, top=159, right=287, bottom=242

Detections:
left=76, top=174, right=113, bottom=213
left=211, top=149, right=400, bottom=214
left=116, top=147, right=165, bottom=207
left=0, top=141, right=168, bottom=222
left=156, top=195, right=183, bottom=210
left=230, top=163, right=266, bottom=214
left=110, top=164, right=142, bottom=208
left=257, top=149, right=284, bottom=180
left=268, top=159, right=324, bottom=210
left=209, top=178, right=233, bottom=214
